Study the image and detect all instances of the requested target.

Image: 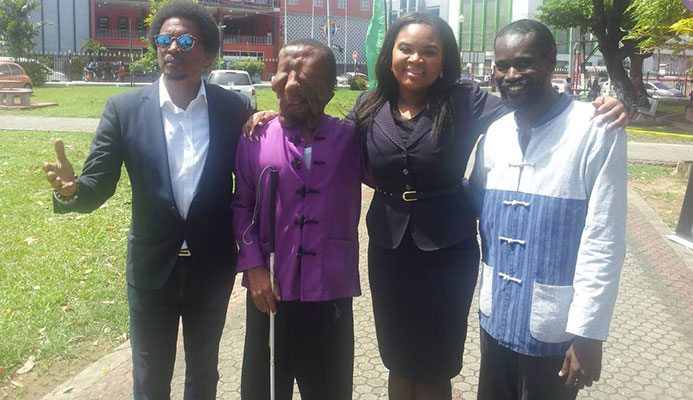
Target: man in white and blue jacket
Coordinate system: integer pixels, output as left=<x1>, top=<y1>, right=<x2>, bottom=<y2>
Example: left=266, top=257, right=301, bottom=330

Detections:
left=469, top=19, right=626, bottom=400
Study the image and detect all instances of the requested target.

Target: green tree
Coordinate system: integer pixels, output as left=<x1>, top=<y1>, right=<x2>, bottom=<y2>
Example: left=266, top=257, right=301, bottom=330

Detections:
left=627, top=0, right=692, bottom=53
left=538, top=0, right=649, bottom=107
left=81, top=38, right=107, bottom=58
left=0, top=0, right=43, bottom=58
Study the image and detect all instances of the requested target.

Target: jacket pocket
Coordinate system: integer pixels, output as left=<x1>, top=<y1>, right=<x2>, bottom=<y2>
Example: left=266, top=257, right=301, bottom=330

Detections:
left=479, top=262, right=493, bottom=317
left=529, top=282, right=575, bottom=343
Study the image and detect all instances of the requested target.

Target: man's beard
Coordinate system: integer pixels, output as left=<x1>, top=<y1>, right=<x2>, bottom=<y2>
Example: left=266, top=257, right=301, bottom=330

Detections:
left=163, top=72, right=186, bottom=81
left=499, top=77, right=546, bottom=111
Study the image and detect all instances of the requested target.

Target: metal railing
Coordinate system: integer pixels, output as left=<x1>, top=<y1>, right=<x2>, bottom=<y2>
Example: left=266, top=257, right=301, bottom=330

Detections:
left=200, top=0, right=281, bottom=7
left=95, top=29, right=147, bottom=40
left=223, top=34, right=273, bottom=46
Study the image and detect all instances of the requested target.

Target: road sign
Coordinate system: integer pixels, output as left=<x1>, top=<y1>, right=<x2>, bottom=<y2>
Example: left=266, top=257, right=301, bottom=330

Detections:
left=352, top=51, right=358, bottom=62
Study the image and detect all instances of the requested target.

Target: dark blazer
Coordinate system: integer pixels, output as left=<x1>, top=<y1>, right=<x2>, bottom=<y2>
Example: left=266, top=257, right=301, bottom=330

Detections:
left=54, top=81, right=252, bottom=290
left=355, top=84, right=506, bottom=251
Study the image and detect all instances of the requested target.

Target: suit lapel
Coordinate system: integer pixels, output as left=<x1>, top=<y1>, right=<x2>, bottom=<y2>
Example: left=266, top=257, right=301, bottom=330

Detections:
left=405, top=109, right=434, bottom=147
left=373, top=101, right=406, bottom=150
left=193, top=83, right=218, bottom=201
left=143, top=81, right=176, bottom=205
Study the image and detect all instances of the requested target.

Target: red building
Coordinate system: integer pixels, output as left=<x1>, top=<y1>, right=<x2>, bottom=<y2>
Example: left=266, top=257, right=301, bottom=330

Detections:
left=91, top=0, right=281, bottom=79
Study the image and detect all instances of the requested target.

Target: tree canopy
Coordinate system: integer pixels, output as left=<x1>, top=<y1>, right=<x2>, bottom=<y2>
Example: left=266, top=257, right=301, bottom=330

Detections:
left=0, top=0, right=43, bottom=58
left=627, top=0, right=692, bottom=53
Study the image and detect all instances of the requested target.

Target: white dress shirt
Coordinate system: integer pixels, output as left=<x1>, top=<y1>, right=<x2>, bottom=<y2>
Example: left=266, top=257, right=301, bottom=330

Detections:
left=158, top=77, right=210, bottom=221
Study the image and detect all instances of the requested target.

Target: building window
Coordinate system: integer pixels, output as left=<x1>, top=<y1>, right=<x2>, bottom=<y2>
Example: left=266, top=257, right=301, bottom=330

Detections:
left=337, top=0, right=345, bottom=8
left=360, top=0, right=370, bottom=11
left=98, top=16, right=109, bottom=31
left=137, top=18, right=144, bottom=32
left=315, top=0, right=323, bottom=6
left=118, top=17, right=128, bottom=30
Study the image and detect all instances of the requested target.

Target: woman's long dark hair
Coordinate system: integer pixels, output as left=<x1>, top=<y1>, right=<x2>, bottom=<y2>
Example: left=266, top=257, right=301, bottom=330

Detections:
left=354, top=12, right=461, bottom=137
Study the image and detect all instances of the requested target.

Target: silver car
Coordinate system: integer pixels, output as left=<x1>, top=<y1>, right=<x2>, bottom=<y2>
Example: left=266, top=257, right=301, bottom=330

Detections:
left=644, top=80, right=683, bottom=98
left=207, top=69, right=257, bottom=111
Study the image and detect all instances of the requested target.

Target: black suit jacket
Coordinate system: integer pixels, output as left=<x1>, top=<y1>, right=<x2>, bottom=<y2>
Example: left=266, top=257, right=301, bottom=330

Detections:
left=355, top=84, right=507, bottom=250
left=54, top=81, right=252, bottom=289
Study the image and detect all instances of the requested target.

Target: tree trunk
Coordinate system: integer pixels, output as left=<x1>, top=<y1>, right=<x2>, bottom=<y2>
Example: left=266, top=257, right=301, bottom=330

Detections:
left=592, top=0, right=637, bottom=107
left=629, top=52, right=652, bottom=107
left=603, top=51, right=638, bottom=107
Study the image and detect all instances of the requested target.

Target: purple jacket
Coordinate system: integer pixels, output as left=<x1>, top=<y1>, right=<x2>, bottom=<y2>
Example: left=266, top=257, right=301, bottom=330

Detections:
left=232, top=115, right=363, bottom=301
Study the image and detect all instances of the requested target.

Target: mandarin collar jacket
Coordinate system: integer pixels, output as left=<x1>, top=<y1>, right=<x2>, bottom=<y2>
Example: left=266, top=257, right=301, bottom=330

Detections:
left=232, top=116, right=364, bottom=302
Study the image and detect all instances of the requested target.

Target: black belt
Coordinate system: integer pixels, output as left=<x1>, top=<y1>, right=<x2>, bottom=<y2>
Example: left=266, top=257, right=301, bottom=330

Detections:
left=376, top=184, right=463, bottom=202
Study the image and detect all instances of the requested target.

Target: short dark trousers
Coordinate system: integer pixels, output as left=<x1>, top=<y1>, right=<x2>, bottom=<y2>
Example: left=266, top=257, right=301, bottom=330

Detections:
left=368, top=232, right=480, bottom=382
left=477, top=328, right=579, bottom=400
left=241, top=293, right=354, bottom=400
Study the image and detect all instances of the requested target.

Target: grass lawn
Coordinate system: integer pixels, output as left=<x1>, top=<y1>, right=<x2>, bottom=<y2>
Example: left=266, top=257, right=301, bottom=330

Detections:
left=627, top=99, right=693, bottom=144
left=0, top=130, right=130, bottom=396
left=0, top=86, right=362, bottom=119
left=0, top=87, right=137, bottom=118
left=628, top=163, right=689, bottom=230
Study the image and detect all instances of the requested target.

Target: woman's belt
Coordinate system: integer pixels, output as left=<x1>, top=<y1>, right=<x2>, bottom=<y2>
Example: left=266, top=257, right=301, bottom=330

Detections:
left=375, top=183, right=463, bottom=202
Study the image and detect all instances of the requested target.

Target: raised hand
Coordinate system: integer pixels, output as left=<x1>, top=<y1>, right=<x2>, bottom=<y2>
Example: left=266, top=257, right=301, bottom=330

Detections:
left=43, top=139, right=77, bottom=197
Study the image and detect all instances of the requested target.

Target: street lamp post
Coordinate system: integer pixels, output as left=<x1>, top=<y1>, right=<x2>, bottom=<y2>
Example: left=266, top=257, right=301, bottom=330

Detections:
left=218, top=23, right=226, bottom=59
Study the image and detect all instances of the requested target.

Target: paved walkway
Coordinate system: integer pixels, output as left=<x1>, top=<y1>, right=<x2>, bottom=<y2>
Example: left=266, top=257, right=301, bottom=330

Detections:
left=1, top=115, right=692, bottom=164
left=36, top=184, right=693, bottom=400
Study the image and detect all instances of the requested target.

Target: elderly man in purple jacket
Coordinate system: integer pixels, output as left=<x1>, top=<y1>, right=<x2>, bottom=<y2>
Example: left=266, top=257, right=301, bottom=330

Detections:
left=232, top=39, right=364, bottom=400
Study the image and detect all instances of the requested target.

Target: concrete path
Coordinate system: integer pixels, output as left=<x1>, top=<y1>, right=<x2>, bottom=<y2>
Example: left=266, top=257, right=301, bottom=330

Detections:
left=0, top=116, right=98, bottom=133
left=628, top=142, right=693, bottom=164
left=1, top=115, right=692, bottom=164
left=37, top=185, right=693, bottom=400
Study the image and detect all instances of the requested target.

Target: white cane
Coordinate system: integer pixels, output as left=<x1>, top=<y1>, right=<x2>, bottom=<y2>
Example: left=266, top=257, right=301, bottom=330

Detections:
left=267, top=169, right=278, bottom=400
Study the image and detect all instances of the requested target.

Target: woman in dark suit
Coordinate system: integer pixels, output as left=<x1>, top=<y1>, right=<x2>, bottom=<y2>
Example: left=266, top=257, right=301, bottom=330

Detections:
left=243, top=13, right=625, bottom=399
left=350, top=12, right=625, bottom=400
left=350, top=13, right=503, bottom=399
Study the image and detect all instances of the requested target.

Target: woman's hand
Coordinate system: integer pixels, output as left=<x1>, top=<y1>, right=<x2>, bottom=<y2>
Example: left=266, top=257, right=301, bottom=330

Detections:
left=242, top=110, right=278, bottom=140
left=592, top=96, right=627, bottom=130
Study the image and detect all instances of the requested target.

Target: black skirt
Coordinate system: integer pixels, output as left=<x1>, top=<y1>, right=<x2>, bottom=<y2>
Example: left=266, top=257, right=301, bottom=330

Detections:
left=368, top=229, right=480, bottom=382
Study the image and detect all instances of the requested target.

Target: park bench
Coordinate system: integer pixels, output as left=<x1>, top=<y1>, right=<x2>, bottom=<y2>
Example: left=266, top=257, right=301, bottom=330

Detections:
left=632, top=98, right=659, bottom=121
left=0, top=88, right=32, bottom=106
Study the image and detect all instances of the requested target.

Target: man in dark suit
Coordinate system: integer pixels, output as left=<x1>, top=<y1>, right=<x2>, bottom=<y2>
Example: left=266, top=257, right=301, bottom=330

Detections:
left=42, top=1, right=252, bottom=398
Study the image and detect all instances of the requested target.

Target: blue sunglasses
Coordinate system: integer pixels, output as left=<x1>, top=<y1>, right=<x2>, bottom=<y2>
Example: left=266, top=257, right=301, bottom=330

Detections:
left=154, top=34, right=197, bottom=51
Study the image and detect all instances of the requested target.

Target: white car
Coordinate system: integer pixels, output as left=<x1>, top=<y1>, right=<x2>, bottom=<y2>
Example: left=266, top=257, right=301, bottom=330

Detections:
left=44, top=66, right=67, bottom=81
left=336, top=72, right=369, bottom=86
left=207, top=69, right=257, bottom=111
left=551, top=78, right=568, bottom=93
left=644, top=80, right=683, bottom=98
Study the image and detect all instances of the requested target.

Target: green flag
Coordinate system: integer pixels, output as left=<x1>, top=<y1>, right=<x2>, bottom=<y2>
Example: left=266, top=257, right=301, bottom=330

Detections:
left=365, top=0, right=386, bottom=89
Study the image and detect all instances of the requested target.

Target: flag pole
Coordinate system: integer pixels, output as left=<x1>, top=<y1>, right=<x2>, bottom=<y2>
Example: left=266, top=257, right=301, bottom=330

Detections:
left=327, top=0, right=332, bottom=48
left=344, top=0, right=348, bottom=74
